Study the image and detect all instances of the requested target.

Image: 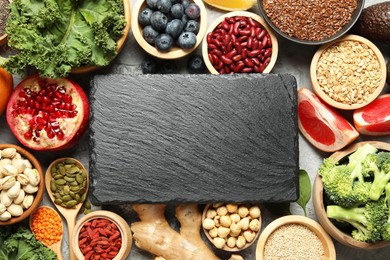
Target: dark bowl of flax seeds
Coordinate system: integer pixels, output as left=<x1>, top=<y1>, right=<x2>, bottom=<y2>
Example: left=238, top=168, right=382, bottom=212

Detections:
left=258, top=0, right=365, bottom=45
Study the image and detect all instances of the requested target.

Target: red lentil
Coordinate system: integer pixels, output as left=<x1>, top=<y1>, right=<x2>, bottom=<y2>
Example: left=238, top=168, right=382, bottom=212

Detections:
left=263, top=0, right=357, bottom=41
left=78, top=218, right=122, bottom=260
left=31, top=207, right=63, bottom=246
left=207, top=16, right=272, bottom=74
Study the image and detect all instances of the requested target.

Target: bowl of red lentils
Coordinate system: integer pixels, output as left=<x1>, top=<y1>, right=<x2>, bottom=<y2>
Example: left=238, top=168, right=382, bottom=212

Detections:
left=202, top=11, right=278, bottom=74
left=72, top=210, right=132, bottom=260
left=258, top=0, right=365, bottom=45
left=256, top=215, right=336, bottom=260
left=310, top=34, right=387, bottom=110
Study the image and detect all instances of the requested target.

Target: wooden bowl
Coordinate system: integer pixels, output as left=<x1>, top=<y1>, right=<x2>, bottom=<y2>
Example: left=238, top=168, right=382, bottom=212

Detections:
left=313, top=141, right=390, bottom=249
left=131, top=0, right=208, bottom=59
left=310, top=35, right=387, bottom=110
left=71, top=0, right=131, bottom=74
left=202, top=203, right=261, bottom=252
left=72, top=210, right=132, bottom=260
left=0, top=144, right=44, bottom=225
left=256, top=215, right=336, bottom=259
left=202, top=11, right=278, bottom=74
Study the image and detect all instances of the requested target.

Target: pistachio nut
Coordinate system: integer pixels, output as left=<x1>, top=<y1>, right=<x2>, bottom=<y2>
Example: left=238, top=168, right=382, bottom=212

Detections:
left=7, top=203, right=23, bottom=217
left=0, top=211, right=11, bottom=221
left=1, top=176, right=16, bottom=190
left=0, top=158, right=12, bottom=166
left=23, top=159, right=32, bottom=169
left=7, top=182, right=21, bottom=199
left=16, top=174, right=30, bottom=186
left=1, top=148, right=16, bottom=159
left=1, top=190, right=12, bottom=207
left=22, top=194, right=34, bottom=209
left=26, top=169, right=40, bottom=187
left=12, top=159, right=26, bottom=174
left=0, top=203, right=6, bottom=215
left=22, top=183, right=39, bottom=194
left=13, top=189, right=25, bottom=205
left=2, top=164, right=18, bottom=177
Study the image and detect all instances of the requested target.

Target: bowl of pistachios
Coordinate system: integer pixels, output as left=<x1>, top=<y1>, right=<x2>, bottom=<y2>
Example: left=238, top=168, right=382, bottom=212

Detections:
left=0, top=144, right=44, bottom=225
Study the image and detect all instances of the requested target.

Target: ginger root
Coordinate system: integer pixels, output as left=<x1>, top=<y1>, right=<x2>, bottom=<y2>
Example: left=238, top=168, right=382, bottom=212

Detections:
left=131, top=204, right=219, bottom=260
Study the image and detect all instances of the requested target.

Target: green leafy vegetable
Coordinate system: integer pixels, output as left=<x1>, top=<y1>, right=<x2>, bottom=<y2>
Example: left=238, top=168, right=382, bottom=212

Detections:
left=297, top=169, right=311, bottom=216
left=0, top=226, right=57, bottom=260
left=0, top=0, right=126, bottom=78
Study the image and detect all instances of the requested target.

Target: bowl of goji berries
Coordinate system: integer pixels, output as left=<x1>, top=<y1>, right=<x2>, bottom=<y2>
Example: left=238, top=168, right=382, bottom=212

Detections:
left=72, top=210, right=132, bottom=260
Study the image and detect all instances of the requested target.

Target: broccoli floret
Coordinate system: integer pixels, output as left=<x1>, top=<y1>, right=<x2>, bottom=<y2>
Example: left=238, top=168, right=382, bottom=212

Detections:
left=319, top=144, right=377, bottom=208
left=363, top=152, right=390, bottom=201
left=327, top=198, right=387, bottom=243
left=381, top=183, right=390, bottom=241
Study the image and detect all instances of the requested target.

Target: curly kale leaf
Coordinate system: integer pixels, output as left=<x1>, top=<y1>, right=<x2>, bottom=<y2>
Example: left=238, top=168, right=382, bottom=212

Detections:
left=1, top=0, right=126, bottom=78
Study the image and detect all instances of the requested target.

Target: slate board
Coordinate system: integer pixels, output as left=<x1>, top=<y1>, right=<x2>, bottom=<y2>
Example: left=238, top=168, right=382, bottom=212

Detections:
left=89, top=74, right=299, bottom=204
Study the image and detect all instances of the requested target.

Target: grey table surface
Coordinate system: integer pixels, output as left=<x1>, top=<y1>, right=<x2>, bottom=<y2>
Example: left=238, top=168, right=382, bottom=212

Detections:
left=1, top=0, right=389, bottom=259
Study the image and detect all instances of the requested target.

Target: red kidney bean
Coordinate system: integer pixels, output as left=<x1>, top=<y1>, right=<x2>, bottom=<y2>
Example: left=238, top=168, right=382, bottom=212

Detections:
left=250, top=27, right=256, bottom=38
left=248, top=17, right=256, bottom=27
left=223, top=34, right=231, bottom=45
left=208, top=44, right=217, bottom=50
left=219, top=68, right=225, bottom=74
left=255, top=27, right=262, bottom=36
left=226, top=49, right=237, bottom=59
left=221, top=55, right=233, bottom=65
left=227, top=41, right=233, bottom=52
left=251, top=58, right=261, bottom=66
left=257, top=29, right=266, bottom=40
left=248, top=49, right=261, bottom=58
left=244, top=58, right=254, bottom=67
left=262, top=36, right=268, bottom=48
left=264, top=48, right=272, bottom=58
left=216, top=61, right=224, bottom=70
left=222, top=21, right=230, bottom=31
left=212, top=53, right=220, bottom=64
left=254, top=65, right=261, bottom=73
left=224, top=66, right=231, bottom=74
left=207, top=33, right=212, bottom=43
left=221, top=45, right=227, bottom=52
left=239, top=30, right=251, bottom=36
left=265, top=57, right=271, bottom=65
left=208, top=53, right=214, bottom=65
left=252, top=39, right=259, bottom=50
left=232, top=54, right=242, bottom=62
left=238, top=35, right=248, bottom=43
left=233, top=22, right=240, bottom=35
left=234, top=62, right=245, bottom=72
left=247, top=37, right=253, bottom=49
left=267, top=35, right=272, bottom=47
left=241, top=48, right=248, bottom=59
left=242, top=67, right=253, bottom=73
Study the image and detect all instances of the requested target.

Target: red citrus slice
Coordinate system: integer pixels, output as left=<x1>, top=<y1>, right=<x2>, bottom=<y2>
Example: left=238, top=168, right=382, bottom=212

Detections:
left=353, top=94, right=390, bottom=136
left=298, top=88, right=359, bottom=152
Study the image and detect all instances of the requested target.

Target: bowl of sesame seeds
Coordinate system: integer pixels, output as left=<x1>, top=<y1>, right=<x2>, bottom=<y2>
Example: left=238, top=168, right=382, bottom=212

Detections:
left=258, top=0, right=365, bottom=45
left=310, top=34, right=386, bottom=110
left=255, top=215, right=336, bottom=260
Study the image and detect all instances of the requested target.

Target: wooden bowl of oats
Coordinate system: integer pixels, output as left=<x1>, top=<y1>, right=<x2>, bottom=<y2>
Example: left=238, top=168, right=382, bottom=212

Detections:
left=310, top=34, right=386, bottom=110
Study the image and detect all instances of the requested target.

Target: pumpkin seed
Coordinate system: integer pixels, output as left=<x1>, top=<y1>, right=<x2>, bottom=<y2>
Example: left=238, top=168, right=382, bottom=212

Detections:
left=81, top=193, right=87, bottom=202
left=64, top=176, right=75, bottom=182
left=70, top=186, right=79, bottom=192
left=84, top=201, right=91, bottom=209
left=65, top=159, right=75, bottom=164
left=50, top=180, right=57, bottom=192
left=54, top=198, right=62, bottom=204
left=84, top=209, right=93, bottom=214
left=61, top=195, right=72, bottom=202
left=64, top=164, right=73, bottom=170
left=64, top=185, right=70, bottom=194
left=75, top=194, right=81, bottom=202
left=55, top=179, right=66, bottom=185
left=51, top=167, right=57, bottom=174
left=54, top=193, right=61, bottom=199
left=68, top=166, right=80, bottom=174
left=59, top=165, right=66, bottom=175
left=54, top=174, right=63, bottom=180
left=76, top=174, right=83, bottom=184
left=66, top=200, right=78, bottom=207
left=81, top=171, right=87, bottom=178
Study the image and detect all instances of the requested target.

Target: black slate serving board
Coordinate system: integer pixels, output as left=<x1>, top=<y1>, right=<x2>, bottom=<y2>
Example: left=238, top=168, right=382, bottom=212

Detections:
left=89, top=74, right=299, bottom=204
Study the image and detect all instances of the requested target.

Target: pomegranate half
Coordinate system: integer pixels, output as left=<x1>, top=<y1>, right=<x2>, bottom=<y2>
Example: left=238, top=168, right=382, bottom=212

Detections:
left=298, top=88, right=359, bottom=152
left=6, top=75, right=89, bottom=151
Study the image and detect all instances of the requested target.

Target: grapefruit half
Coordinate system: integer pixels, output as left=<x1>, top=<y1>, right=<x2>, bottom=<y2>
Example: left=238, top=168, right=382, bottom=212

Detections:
left=298, top=88, right=359, bottom=152
left=353, top=94, right=390, bottom=136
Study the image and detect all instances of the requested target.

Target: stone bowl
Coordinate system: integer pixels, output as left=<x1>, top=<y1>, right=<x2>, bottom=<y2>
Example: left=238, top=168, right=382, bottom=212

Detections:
left=310, top=35, right=386, bottom=110
left=258, top=0, right=365, bottom=45
left=256, top=215, right=336, bottom=259
left=0, top=144, right=44, bottom=226
left=131, top=0, right=207, bottom=60
left=202, top=11, right=278, bottom=74
left=72, top=210, right=132, bottom=259
left=313, top=141, right=390, bottom=249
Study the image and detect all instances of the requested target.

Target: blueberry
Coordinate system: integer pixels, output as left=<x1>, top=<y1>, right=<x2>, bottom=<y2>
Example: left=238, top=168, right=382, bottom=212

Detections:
left=181, top=14, right=188, bottom=25
left=138, top=8, right=153, bottom=27
left=184, top=19, right=199, bottom=34
left=150, top=11, right=168, bottom=31
left=170, top=3, right=184, bottom=19
left=160, top=60, right=178, bottom=74
left=185, top=3, right=200, bottom=20
left=143, top=25, right=159, bottom=45
left=177, top=31, right=197, bottom=49
left=165, top=19, right=184, bottom=38
left=156, top=0, right=172, bottom=14
left=155, top=33, right=174, bottom=51
left=187, top=55, right=205, bottom=74
left=141, top=59, right=159, bottom=74
left=146, top=0, right=158, bottom=9
left=182, top=0, right=190, bottom=9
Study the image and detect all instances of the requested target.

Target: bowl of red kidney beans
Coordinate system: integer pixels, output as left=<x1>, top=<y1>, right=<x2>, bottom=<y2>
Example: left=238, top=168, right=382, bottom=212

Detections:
left=258, top=0, right=365, bottom=45
left=202, top=11, right=278, bottom=75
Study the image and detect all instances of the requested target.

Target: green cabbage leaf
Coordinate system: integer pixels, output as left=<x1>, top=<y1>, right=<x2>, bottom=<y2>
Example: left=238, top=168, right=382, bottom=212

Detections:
left=0, top=0, right=126, bottom=78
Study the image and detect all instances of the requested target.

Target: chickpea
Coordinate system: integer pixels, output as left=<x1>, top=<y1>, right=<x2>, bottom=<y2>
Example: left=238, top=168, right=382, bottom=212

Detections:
left=217, top=226, right=230, bottom=238
left=249, top=219, right=260, bottom=232
left=209, top=227, right=218, bottom=238
left=213, top=237, right=226, bottom=249
left=206, top=209, right=217, bottom=219
left=227, top=237, right=237, bottom=248
left=249, top=206, right=261, bottom=219
left=230, top=213, right=241, bottom=223
left=216, top=206, right=228, bottom=216
left=214, top=215, right=221, bottom=227
left=243, top=230, right=256, bottom=243
left=213, top=203, right=224, bottom=208
left=236, top=235, right=246, bottom=249
left=226, top=203, right=238, bottom=213
left=229, top=255, right=244, bottom=260
left=239, top=217, right=250, bottom=230
left=220, top=215, right=232, bottom=228
left=229, top=222, right=242, bottom=237
left=238, top=206, right=249, bottom=218
left=202, top=218, right=215, bottom=230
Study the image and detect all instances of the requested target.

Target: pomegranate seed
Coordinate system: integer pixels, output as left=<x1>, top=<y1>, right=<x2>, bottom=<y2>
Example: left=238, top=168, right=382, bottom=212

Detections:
left=51, top=121, right=60, bottom=129
left=56, top=130, right=65, bottom=140
left=70, top=104, right=77, bottom=111
left=34, top=130, right=40, bottom=137
left=12, top=104, right=18, bottom=109
left=37, top=124, right=45, bottom=131
left=52, top=101, right=60, bottom=107
left=59, top=102, right=65, bottom=109
left=42, top=96, right=50, bottom=103
left=65, top=103, right=71, bottom=110
left=33, top=136, right=39, bottom=142
left=18, top=91, right=26, bottom=98
left=35, top=116, right=46, bottom=125
left=70, top=111, right=78, bottom=118
left=24, top=131, right=33, bottom=140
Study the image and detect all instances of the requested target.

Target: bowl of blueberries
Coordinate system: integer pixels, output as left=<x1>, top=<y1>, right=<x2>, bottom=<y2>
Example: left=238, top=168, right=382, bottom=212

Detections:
left=132, top=0, right=208, bottom=59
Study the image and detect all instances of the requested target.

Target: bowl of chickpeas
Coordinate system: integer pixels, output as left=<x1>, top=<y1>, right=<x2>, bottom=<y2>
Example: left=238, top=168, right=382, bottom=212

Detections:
left=202, top=203, right=261, bottom=251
